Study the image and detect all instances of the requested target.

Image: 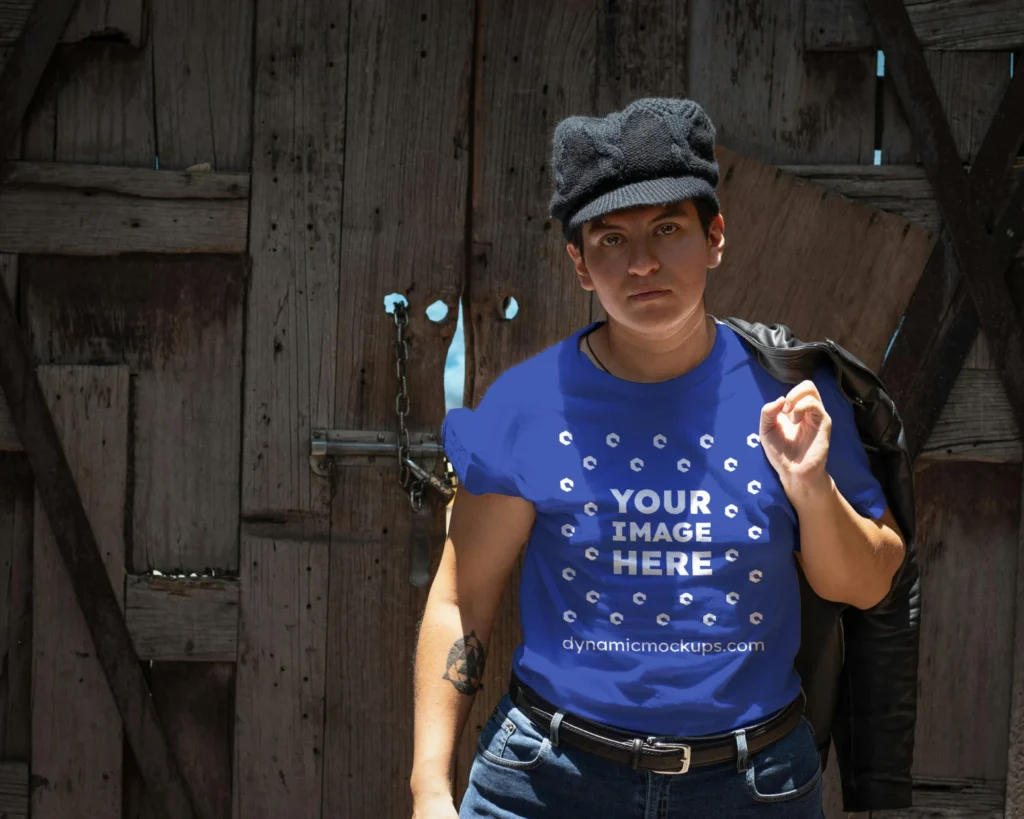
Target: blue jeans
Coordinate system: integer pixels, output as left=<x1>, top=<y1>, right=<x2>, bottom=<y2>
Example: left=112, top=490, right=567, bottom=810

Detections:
left=459, top=694, right=824, bottom=818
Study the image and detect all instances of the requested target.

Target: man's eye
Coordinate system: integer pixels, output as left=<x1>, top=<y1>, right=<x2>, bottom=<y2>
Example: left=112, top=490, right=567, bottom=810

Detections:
left=657, top=224, right=678, bottom=235
left=601, top=235, right=622, bottom=247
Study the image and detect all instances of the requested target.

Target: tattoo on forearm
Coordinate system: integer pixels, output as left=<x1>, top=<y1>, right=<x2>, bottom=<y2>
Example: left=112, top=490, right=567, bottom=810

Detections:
left=442, top=630, right=486, bottom=695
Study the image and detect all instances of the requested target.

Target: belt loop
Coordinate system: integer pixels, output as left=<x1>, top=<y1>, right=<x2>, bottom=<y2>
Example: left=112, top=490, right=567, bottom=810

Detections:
left=549, top=709, right=566, bottom=747
left=734, top=728, right=749, bottom=773
left=630, top=738, right=643, bottom=770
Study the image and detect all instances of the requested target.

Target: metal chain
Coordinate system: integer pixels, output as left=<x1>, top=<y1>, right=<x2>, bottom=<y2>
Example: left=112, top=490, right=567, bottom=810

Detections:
left=393, top=302, right=426, bottom=510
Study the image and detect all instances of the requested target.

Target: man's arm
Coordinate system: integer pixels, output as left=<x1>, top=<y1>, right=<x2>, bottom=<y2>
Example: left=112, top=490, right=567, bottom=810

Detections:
left=410, top=487, right=535, bottom=807
left=791, top=476, right=906, bottom=610
left=759, top=378, right=906, bottom=611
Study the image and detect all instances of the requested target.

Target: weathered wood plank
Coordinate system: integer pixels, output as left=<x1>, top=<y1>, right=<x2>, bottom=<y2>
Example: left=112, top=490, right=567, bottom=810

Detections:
left=1, top=160, right=250, bottom=198
left=50, top=40, right=154, bottom=165
left=328, top=477, right=446, bottom=816
left=0, top=759, right=27, bottom=816
left=235, top=536, right=328, bottom=819
left=23, top=255, right=245, bottom=572
left=711, top=145, right=935, bottom=370
left=1004, top=459, right=1024, bottom=817
left=594, top=0, right=687, bottom=115
left=0, top=187, right=248, bottom=255
left=909, top=776, right=1004, bottom=810
left=31, top=365, right=128, bottom=819
left=689, top=0, right=876, bottom=164
left=0, top=454, right=31, bottom=757
left=241, top=0, right=347, bottom=521
left=912, top=462, right=1020, bottom=780
left=150, top=0, right=253, bottom=171
left=0, top=0, right=143, bottom=46
left=805, top=0, right=1024, bottom=51
left=883, top=52, right=1011, bottom=165
left=14, top=37, right=155, bottom=166
left=239, top=3, right=348, bottom=813
left=0, top=256, right=11, bottom=452
left=0, top=253, right=12, bottom=299
left=0, top=257, right=28, bottom=761
left=125, top=663, right=235, bottom=819
left=319, top=1, right=471, bottom=815
left=456, top=0, right=597, bottom=803
left=126, top=575, right=239, bottom=662
left=883, top=776, right=1004, bottom=818
left=919, top=369, right=1023, bottom=462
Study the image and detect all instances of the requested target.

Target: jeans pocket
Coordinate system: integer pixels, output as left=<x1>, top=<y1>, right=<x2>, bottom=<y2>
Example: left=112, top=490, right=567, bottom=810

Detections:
left=744, top=717, right=823, bottom=804
left=477, top=697, right=551, bottom=770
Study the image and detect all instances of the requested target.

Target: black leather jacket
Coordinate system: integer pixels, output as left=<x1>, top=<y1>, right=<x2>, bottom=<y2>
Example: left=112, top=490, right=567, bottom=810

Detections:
left=722, top=317, right=920, bottom=812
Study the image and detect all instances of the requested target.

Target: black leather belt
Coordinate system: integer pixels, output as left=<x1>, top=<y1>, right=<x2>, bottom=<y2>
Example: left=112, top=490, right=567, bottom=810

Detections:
left=508, top=673, right=805, bottom=775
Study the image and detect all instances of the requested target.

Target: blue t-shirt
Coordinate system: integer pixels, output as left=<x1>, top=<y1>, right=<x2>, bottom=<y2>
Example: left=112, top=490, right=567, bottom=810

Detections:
left=441, top=318, right=887, bottom=737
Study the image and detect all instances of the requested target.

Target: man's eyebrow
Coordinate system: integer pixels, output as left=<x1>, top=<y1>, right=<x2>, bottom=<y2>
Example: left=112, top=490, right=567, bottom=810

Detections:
left=651, top=202, right=688, bottom=220
left=588, top=203, right=689, bottom=233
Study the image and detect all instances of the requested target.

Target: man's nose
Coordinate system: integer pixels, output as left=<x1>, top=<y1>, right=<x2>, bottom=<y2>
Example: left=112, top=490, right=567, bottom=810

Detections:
left=628, top=242, right=659, bottom=276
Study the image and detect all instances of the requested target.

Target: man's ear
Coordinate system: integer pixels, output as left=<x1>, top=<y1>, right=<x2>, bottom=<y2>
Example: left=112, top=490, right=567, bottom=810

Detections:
left=567, top=242, right=595, bottom=292
left=706, top=212, right=726, bottom=269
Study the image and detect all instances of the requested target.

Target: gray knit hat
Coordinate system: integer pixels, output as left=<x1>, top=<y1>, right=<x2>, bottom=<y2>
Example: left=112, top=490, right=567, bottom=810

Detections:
left=548, top=98, right=720, bottom=240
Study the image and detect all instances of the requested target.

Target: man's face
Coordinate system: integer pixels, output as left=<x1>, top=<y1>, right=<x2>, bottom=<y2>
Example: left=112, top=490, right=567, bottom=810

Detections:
left=567, top=199, right=725, bottom=335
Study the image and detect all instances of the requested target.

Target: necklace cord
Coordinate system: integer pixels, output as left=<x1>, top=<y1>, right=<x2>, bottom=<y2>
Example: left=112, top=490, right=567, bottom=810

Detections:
left=585, top=331, right=610, bottom=373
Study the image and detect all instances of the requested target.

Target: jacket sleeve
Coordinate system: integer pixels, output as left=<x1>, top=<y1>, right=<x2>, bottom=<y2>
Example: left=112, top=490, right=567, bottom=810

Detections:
left=828, top=342, right=921, bottom=812
left=814, top=365, right=888, bottom=521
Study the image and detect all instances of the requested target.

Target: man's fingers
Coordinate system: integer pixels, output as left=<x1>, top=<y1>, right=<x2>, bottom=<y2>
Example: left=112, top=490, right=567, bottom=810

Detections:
left=782, top=380, right=820, bottom=412
left=788, top=394, right=826, bottom=425
left=760, top=396, right=786, bottom=426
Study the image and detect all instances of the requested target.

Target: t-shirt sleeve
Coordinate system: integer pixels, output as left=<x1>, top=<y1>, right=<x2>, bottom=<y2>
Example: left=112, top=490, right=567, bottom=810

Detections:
left=441, top=375, right=523, bottom=498
left=815, top=365, right=889, bottom=521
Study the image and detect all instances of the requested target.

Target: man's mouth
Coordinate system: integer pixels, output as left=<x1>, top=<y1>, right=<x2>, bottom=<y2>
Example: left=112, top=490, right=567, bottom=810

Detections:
left=628, top=289, right=670, bottom=300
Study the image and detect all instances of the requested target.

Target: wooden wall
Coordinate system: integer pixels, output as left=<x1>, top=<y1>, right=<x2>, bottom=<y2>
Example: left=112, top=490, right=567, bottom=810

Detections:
left=0, top=1, right=1020, bottom=818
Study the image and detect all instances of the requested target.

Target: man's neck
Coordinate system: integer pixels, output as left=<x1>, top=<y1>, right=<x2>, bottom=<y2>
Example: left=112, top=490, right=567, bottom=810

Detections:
left=581, top=313, right=716, bottom=383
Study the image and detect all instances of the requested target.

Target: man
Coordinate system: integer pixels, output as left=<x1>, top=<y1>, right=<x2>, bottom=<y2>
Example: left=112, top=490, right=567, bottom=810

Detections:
left=410, top=98, right=908, bottom=818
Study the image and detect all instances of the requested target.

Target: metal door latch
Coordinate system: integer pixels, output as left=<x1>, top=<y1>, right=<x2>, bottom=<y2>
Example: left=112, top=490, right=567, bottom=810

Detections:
left=305, top=302, right=459, bottom=587
left=309, top=428, right=453, bottom=504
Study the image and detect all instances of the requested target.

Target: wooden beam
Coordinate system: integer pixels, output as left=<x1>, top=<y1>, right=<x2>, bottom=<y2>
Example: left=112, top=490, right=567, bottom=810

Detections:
left=780, top=160, right=1024, bottom=236
left=0, top=284, right=197, bottom=819
left=125, top=574, right=238, bottom=662
left=806, top=0, right=1024, bottom=51
left=0, top=160, right=249, bottom=197
left=0, top=161, right=249, bottom=254
left=877, top=36, right=1024, bottom=460
left=866, top=0, right=1024, bottom=443
left=32, top=365, right=127, bottom=818
left=0, top=760, right=27, bottom=816
left=0, top=0, right=80, bottom=157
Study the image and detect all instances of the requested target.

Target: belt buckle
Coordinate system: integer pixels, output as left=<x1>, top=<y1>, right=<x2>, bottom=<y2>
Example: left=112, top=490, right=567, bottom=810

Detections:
left=648, top=741, right=691, bottom=775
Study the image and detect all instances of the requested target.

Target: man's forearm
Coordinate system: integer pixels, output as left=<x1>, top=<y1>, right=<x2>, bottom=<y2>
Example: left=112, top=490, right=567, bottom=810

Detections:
left=789, top=473, right=905, bottom=610
left=410, top=594, right=488, bottom=800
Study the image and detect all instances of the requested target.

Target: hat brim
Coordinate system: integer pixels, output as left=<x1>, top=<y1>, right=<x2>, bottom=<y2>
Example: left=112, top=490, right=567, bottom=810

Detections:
left=565, top=176, right=719, bottom=237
